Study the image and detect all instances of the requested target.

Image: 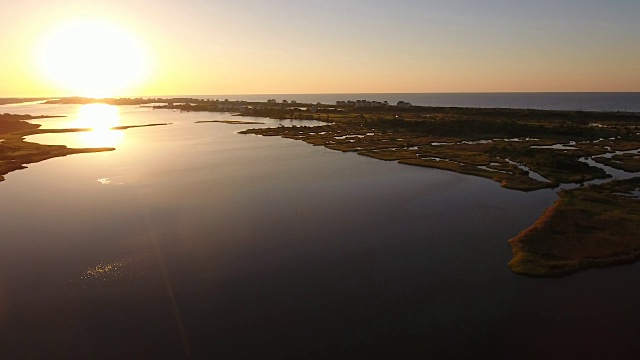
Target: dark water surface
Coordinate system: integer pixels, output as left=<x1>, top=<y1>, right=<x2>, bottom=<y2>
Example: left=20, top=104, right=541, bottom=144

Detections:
left=1, top=104, right=639, bottom=359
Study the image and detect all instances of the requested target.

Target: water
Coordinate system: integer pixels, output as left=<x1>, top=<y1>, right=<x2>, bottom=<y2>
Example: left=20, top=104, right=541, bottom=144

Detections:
left=162, top=92, right=640, bottom=112
left=1, top=103, right=640, bottom=359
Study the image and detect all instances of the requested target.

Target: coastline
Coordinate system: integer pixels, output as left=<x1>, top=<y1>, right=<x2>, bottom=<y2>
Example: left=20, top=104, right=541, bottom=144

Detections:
left=34, top=92, right=640, bottom=113
left=230, top=101, right=640, bottom=276
left=0, top=113, right=169, bottom=182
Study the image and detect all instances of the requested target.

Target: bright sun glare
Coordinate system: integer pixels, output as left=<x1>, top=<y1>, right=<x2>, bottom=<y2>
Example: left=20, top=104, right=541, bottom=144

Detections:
left=74, top=103, right=120, bottom=129
left=38, top=19, right=147, bottom=98
left=73, top=103, right=124, bottom=147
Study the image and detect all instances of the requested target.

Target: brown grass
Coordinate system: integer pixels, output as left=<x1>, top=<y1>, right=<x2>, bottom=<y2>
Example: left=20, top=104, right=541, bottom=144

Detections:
left=508, top=178, right=640, bottom=276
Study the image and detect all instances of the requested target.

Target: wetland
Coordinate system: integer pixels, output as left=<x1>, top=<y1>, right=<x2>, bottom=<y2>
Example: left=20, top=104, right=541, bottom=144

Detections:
left=234, top=102, right=640, bottom=277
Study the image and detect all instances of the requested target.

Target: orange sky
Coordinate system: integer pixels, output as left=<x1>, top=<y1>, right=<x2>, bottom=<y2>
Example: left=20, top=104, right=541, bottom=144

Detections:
left=1, top=0, right=639, bottom=97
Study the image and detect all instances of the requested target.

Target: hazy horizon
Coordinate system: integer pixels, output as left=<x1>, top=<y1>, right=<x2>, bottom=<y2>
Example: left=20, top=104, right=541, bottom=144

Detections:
left=4, top=90, right=640, bottom=99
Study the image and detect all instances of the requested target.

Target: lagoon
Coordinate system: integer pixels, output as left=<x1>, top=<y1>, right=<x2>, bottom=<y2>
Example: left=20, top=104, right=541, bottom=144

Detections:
left=1, top=103, right=639, bottom=359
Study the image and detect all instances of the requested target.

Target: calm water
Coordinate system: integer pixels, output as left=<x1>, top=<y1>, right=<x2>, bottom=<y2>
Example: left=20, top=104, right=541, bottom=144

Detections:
left=1, top=103, right=640, bottom=359
left=167, top=92, right=640, bottom=112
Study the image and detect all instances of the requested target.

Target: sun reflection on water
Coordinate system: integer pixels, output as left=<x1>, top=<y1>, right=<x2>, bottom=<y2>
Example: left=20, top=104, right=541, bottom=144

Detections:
left=96, top=178, right=112, bottom=185
left=96, top=177, right=123, bottom=185
left=82, top=260, right=127, bottom=280
left=72, top=103, right=124, bottom=147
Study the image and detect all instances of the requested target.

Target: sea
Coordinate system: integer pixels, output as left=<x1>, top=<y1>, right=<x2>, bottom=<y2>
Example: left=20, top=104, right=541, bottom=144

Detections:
left=167, top=92, right=640, bottom=113
left=0, top=94, right=639, bottom=359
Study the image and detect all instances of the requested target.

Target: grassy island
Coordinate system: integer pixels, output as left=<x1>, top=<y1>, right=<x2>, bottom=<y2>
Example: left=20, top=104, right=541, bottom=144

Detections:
left=238, top=105, right=638, bottom=192
left=595, top=153, right=640, bottom=173
left=509, top=178, right=640, bottom=277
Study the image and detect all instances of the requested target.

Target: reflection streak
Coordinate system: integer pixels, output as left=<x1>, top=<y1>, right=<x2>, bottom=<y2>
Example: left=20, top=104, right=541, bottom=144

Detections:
left=72, top=103, right=125, bottom=147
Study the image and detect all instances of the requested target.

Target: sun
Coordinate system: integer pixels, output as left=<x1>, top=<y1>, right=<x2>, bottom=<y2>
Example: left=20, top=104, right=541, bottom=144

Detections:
left=72, top=104, right=125, bottom=147
left=37, top=19, right=148, bottom=98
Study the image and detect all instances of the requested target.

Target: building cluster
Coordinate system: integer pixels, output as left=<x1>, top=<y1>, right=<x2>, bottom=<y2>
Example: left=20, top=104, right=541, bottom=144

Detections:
left=267, top=99, right=297, bottom=104
left=336, top=100, right=388, bottom=107
left=214, top=102, right=246, bottom=111
left=163, top=97, right=412, bottom=113
left=336, top=100, right=412, bottom=108
left=166, top=99, right=248, bottom=112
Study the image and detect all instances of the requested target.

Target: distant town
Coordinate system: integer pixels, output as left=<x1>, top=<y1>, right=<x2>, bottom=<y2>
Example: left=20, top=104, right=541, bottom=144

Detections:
left=162, top=98, right=413, bottom=113
left=43, top=97, right=413, bottom=114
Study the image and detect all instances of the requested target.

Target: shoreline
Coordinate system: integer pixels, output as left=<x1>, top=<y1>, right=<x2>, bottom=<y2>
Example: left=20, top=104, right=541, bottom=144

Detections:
left=228, top=101, right=640, bottom=276
left=0, top=113, right=169, bottom=182
left=508, top=178, right=640, bottom=277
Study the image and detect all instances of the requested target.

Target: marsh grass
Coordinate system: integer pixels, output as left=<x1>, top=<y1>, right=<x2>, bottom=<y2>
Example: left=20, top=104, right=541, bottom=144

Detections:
left=509, top=178, right=640, bottom=276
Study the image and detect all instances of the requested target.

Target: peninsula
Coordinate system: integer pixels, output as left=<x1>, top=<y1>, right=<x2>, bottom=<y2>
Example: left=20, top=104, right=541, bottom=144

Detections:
left=0, top=112, right=169, bottom=182
left=234, top=100, right=640, bottom=277
left=0, top=98, right=49, bottom=105
left=508, top=177, right=640, bottom=277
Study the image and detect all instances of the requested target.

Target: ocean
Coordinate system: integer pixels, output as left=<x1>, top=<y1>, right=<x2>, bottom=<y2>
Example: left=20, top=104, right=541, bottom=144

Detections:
left=160, top=92, right=640, bottom=112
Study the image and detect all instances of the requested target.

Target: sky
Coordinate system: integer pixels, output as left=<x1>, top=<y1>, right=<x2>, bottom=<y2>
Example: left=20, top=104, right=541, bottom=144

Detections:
left=1, top=0, right=639, bottom=97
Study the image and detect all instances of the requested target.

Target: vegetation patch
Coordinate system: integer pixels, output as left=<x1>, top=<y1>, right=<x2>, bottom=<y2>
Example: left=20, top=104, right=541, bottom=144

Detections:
left=239, top=105, right=637, bottom=191
left=508, top=177, right=640, bottom=277
left=595, top=153, right=640, bottom=173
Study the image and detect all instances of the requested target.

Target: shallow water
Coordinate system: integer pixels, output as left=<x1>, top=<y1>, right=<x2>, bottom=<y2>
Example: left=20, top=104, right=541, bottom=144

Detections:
left=1, top=103, right=640, bottom=359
